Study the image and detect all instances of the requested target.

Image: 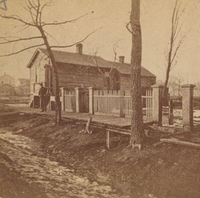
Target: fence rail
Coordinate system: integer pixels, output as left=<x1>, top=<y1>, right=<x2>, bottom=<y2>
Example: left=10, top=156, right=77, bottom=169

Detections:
left=64, top=90, right=76, bottom=112
left=55, top=85, right=166, bottom=124
left=94, top=90, right=120, bottom=116
left=93, top=89, right=153, bottom=118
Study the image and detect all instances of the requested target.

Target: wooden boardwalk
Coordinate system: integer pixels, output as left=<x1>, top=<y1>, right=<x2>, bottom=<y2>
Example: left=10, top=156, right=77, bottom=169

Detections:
left=20, top=107, right=153, bottom=128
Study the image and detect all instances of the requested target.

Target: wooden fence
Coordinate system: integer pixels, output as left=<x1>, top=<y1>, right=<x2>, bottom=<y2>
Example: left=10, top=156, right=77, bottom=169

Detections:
left=63, top=90, right=76, bottom=112
left=57, top=85, right=166, bottom=124
left=93, top=90, right=121, bottom=116
left=93, top=89, right=153, bottom=118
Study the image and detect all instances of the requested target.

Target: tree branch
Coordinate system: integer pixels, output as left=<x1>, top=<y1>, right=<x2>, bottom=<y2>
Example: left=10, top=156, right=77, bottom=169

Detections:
left=173, top=22, right=183, bottom=42
left=35, top=0, right=41, bottom=25
left=0, top=14, right=36, bottom=27
left=39, top=1, right=52, bottom=24
left=126, top=22, right=133, bottom=35
left=0, top=43, right=45, bottom=57
left=170, top=36, right=185, bottom=65
left=44, top=30, right=59, bottom=44
left=27, top=0, right=37, bottom=12
left=109, top=42, right=118, bottom=73
left=0, top=36, right=42, bottom=44
left=42, top=12, right=94, bottom=27
left=91, top=51, right=105, bottom=76
left=50, top=28, right=101, bottom=49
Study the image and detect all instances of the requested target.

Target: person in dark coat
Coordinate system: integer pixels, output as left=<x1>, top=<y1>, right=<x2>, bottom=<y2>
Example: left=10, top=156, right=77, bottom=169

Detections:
left=39, top=83, right=47, bottom=112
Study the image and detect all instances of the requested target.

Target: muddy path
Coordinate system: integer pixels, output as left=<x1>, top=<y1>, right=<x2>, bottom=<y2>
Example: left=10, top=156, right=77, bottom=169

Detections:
left=0, top=130, right=119, bottom=198
left=1, top=109, right=200, bottom=198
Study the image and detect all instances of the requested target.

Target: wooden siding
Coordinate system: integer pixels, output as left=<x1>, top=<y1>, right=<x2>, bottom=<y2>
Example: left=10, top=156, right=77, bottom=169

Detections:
left=51, top=63, right=110, bottom=95
left=120, top=74, right=156, bottom=90
left=30, top=52, right=49, bottom=95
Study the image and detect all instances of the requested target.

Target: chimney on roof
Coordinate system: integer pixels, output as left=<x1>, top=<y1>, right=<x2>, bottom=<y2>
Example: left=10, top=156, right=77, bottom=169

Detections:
left=76, top=43, right=83, bottom=54
left=119, top=56, right=125, bottom=63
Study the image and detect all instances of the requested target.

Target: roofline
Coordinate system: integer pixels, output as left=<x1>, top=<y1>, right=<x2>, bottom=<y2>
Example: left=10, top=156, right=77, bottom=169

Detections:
left=0, top=83, right=15, bottom=88
left=108, top=61, right=156, bottom=77
left=26, top=48, right=156, bottom=77
left=26, top=48, right=48, bottom=68
left=120, top=73, right=156, bottom=78
left=0, top=74, right=15, bottom=79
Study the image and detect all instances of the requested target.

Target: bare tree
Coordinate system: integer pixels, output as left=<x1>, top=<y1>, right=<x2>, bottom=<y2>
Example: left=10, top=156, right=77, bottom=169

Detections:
left=91, top=44, right=118, bottom=90
left=127, top=0, right=144, bottom=149
left=163, top=0, right=186, bottom=103
left=169, top=74, right=184, bottom=97
left=0, top=0, right=96, bottom=125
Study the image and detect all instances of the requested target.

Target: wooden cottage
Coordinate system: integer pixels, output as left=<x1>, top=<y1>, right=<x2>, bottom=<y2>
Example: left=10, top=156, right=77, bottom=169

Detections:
left=27, top=44, right=156, bottom=107
left=0, top=84, right=15, bottom=96
left=0, top=73, right=15, bottom=87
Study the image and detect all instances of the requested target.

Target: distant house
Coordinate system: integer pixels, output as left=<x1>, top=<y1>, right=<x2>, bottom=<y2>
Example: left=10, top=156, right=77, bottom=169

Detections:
left=18, top=78, right=30, bottom=86
left=0, top=84, right=15, bottom=96
left=15, top=78, right=30, bottom=96
left=0, top=73, right=15, bottom=87
left=27, top=44, right=156, bottom=98
left=15, top=84, right=30, bottom=96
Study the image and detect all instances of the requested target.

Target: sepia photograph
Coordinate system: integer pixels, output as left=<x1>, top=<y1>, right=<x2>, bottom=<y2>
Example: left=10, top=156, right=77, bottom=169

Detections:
left=0, top=0, right=200, bottom=197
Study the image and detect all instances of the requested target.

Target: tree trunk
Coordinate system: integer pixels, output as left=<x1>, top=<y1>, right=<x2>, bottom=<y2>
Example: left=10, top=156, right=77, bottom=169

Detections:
left=38, top=26, right=61, bottom=124
left=163, top=44, right=172, bottom=106
left=130, top=0, right=144, bottom=149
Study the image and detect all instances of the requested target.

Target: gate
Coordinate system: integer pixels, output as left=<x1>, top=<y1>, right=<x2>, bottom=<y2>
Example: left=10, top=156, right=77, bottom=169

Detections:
left=79, top=89, right=89, bottom=113
left=124, top=88, right=153, bottom=118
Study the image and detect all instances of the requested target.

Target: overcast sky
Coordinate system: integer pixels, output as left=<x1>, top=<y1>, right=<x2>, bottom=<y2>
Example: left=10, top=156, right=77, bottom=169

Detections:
left=0, top=0, right=200, bottom=83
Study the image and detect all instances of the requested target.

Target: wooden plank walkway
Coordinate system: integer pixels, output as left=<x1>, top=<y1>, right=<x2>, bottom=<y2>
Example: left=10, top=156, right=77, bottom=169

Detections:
left=20, top=107, right=153, bottom=128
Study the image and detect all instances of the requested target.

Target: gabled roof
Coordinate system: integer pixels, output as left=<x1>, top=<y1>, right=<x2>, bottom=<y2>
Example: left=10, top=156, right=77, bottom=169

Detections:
left=27, top=48, right=113, bottom=69
left=0, top=83, right=14, bottom=88
left=0, top=74, right=15, bottom=80
left=110, top=62, right=156, bottom=77
left=27, top=48, right=155, bottom=78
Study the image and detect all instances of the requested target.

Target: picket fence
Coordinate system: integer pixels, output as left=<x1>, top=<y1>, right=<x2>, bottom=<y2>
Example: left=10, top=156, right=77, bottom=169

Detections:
left=62, top=88, right=153, bottom=118
left=93, top=89, right=153, bottom=118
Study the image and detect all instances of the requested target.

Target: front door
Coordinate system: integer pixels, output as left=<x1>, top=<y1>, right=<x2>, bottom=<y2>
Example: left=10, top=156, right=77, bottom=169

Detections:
left=79, top=89, right=89, bottom=113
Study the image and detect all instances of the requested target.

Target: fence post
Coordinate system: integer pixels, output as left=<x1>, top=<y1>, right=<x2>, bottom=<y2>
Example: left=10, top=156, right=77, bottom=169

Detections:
left=152, top=85, right=163, bottom=126
left=60, top=87, right=65, bottom=111
left=75, top=87, right=80, bottom=113
left=169, top=99, right=174, bottom=125
left=120, top=90, right=125, bottom=118
left=88, top=87, right=94, bottom=114
left=181, top=84, right=195, bottom=133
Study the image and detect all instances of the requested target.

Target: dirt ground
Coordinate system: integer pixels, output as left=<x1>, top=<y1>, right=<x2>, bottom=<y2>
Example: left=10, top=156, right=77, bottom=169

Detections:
left=0, top=106, right=200, bottom=198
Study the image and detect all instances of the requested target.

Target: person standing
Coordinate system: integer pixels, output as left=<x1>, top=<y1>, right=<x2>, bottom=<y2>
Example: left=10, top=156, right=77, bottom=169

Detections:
left=39, top=83, right=47, bottom=112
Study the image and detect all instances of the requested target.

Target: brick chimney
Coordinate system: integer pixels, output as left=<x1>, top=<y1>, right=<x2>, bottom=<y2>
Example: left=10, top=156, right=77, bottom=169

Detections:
left=119, top=56, right=125, bottom=63
left=76, top=43, right=83, bottom=54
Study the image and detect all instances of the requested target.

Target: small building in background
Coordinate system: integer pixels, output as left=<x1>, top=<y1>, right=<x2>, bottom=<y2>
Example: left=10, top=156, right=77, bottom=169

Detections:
left=0, top=73, right=15, bottom=87
left=15, top=78, right=30, bottom=96
left=15, top=84, right=30, bottom=96
left=18, top=78, right=30, bottom=86
left=0, top=84, right=15, bottom=96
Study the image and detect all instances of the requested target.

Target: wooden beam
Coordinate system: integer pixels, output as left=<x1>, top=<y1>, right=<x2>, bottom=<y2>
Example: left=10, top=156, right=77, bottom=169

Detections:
left=106, top=130, right=110, bottom=149
left=160, top=138, right=200, bottom=149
